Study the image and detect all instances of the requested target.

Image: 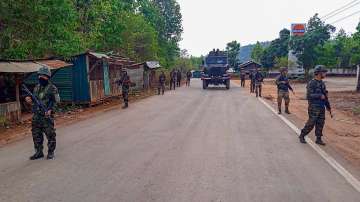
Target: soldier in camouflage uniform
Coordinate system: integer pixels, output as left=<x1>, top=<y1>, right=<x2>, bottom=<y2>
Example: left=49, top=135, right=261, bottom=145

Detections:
left=158, top=71, right=166, bottom=95
left=299, top=65, right=332, bottom=146
left=254, top=68, right=264, bottom=97
left=25, top=66, right=60, bottom=160
left=276, top=67, right=295, bottom=114
left=118, top=69, right=131, bottom=109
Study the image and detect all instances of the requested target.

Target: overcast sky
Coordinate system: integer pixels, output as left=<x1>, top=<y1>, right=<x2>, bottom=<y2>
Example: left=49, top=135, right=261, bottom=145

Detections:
left=177, top=0, right=360, bottom=56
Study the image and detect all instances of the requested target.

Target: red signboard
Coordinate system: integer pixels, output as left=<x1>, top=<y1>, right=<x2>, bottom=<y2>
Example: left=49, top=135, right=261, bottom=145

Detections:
left=291, top=24, right=306, bottom=36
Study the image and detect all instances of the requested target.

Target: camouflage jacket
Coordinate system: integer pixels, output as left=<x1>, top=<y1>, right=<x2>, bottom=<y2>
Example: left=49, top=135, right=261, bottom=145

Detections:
left=159, top=74, right=166, bottom=84
left=276, top=75, right=293, bottom=92
left=32, top=82, right=60, bottom=115
left=306, top=79, right=331, bottom=110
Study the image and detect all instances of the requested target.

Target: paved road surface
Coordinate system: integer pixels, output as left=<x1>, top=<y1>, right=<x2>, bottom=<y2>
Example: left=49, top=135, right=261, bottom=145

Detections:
left=0, top=79, right=359, bottom=202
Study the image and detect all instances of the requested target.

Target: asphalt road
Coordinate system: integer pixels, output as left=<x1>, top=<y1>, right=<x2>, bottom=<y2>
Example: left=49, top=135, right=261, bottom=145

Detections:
left=0, top=79, right=359, bottom=202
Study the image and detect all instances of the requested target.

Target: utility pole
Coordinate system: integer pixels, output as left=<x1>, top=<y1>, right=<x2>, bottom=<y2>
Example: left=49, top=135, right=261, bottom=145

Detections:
left=357, top=65, right=360, bottom=92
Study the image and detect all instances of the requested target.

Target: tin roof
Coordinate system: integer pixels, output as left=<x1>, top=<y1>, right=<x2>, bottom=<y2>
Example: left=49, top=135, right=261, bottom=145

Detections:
left=0, top=60, right=72, bottom=73
left=145, top=61, right=161, bottom=69
left=88, top=52, right=110, bottom=59
left=239, top=60, right=262, bottom=68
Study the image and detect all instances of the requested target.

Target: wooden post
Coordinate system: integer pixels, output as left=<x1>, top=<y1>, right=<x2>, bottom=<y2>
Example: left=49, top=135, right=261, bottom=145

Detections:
left=357, top=65, right=360, bottom=92
left=15, top=75, right=21, bottom=122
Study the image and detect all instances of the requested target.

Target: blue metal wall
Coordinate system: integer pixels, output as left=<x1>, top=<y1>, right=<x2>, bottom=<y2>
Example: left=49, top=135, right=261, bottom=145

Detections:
left=71, top=54, right=91, bottom=103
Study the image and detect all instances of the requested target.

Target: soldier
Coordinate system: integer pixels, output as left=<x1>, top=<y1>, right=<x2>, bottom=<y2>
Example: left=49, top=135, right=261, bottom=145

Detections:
left=176, top=70, right=182, bottom=87
left=118, top=69, right=131, bottom=109
left=299, top=65, right=333, bottom=146
left=170, top=69, right=176, bottom=90
left=254, top=68, right=264, bottom=97
left=249, top=71, right=255, bottom=93
left=186, top=70, right=192, bottom=87
left=240, top=68, right=246, bottom=88
left=25, top=66, right=60, bottom=160
left=158, top=71, right=166, bottom=95
left=276, top=67, right=295, bottom=114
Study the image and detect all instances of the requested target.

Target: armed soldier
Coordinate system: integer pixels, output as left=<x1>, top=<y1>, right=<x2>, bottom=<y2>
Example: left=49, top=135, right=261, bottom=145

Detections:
left=240, top=68, right=246, bottom=88
left=25, top=66, right=60, bottom=160
left=299, top=65, right=333, bottom=146
left=158, top=71, right=166, bottom=95
left=249, top=71, right=256, bottom=93
left=254, top=68, right=264, bottom=97
left=117, top=69, right=131, bottom=109
left=186, top=70, right=192, bottom=87
left=176, top=70, right=182, bottom=87
left=276, top=67, right=295, bottom=114
left=170, top=69, right=177, bottom=90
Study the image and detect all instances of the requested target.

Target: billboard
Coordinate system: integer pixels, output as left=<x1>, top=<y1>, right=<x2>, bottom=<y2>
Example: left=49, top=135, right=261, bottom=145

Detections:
left=291, top=23, right=306, bottom=36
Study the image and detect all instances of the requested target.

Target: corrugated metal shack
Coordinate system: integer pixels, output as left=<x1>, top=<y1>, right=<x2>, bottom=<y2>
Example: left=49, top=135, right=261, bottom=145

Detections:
left=0, top=60, right=71, bottom=122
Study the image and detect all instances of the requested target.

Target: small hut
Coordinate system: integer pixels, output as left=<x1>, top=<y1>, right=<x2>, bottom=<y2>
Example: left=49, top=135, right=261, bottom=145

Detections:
left=238, top=60, right=262, bottom=74
left=0, top=60, right=71, bottom=122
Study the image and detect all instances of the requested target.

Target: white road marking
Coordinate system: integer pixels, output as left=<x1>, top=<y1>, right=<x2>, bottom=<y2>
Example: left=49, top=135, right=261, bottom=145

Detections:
left=258, top=97, right=360, bottom=193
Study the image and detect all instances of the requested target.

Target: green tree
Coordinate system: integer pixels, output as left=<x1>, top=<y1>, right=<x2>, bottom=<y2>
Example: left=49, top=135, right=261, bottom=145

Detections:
left=251, top=41, right=264, bottom=63
left=290, top=14, right=335, bottom=78
left=261, top=29, right=290, bottom=67
left=226, top=41, right=241, bottom=68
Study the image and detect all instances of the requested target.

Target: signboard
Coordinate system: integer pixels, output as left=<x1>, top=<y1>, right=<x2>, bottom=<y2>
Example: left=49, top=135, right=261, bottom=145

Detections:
left=291, top=23, right=306, bottom=36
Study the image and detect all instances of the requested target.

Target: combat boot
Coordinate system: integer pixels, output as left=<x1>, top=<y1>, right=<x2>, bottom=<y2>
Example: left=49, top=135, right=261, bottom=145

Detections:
left=285, top=108, right=291, bottom=114
left=278, top=109, right=282, bottom=114
left=30, top=150, right=44, bottom=160
left=47, top=151, right=55, bottom=160
left=315, top=137, right=326, bottom=146
left=122, top=103, right=128, bottom=109
left=299, top=135, right=307, bottom=144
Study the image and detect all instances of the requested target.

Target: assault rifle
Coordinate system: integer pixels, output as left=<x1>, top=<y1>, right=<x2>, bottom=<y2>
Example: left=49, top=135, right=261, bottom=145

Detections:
left=324, top=90, right=333, bottom=118
left=22, top=84, right=49, bottom=115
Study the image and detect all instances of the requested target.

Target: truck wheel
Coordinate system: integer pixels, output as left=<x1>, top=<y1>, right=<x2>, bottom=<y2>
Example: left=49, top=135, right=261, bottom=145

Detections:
left=225, top=80, right=230, bottom=89
left=203, top=80, right=208, bottom=89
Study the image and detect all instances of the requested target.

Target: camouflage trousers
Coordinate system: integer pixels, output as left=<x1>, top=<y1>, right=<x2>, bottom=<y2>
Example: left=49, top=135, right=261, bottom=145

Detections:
left=250, top=81, right=255, bottom=93
left=122, top=89, right=129, bottom=104
left=32, top=114, right=56, bottom=152
left=277, top=90, right=290, bottom=109
left=255, top=83, right=262, bottom=97
left=300, top=105, right=326, bottom=137
left=158, top=83, right=165, bottom=95
left=240, top=79, right=245, bottom=87
left=170, top=80, right=176, bottom=90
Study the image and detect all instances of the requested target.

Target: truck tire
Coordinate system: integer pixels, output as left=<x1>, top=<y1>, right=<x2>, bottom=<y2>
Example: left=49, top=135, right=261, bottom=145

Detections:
left=203, top=80, right=208, bottom=89
left=225, top=80, right=230, bottom=90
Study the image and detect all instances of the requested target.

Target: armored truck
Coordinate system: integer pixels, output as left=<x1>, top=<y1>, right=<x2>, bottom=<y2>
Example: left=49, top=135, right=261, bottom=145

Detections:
left=201, top=49, right=230, bottom=89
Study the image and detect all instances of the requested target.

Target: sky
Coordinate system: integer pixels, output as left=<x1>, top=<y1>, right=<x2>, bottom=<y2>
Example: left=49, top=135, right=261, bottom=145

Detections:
left=177, top=0, right=360, bottom=56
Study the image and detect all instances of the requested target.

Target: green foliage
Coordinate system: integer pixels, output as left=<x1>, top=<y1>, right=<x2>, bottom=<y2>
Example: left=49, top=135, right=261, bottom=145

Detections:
left=290, top=14, right=335, bottom=77
left=261, top=29, right=290, bottom=67
left=0, top=0, right=183, bottom=66
left=226, top=41, right=241, bottom=68
left=274, top=56, right=288, bottom=68
left=251, top=41, right=263, bottom=63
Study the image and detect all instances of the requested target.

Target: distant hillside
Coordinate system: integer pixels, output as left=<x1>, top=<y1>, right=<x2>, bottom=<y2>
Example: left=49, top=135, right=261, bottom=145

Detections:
left=238, top=41, right=270, bottom=63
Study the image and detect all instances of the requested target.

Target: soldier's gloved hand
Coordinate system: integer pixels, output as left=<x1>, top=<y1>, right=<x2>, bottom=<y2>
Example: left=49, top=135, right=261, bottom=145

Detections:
left=321, top=95, right=326, bottom=100
left=25, top=96, right=32, bottom=104
left=45, top=110, right=52, bottom=117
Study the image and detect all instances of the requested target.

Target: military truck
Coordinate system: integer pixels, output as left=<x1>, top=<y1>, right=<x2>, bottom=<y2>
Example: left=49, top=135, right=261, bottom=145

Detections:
left=201, top=49, right=230, bottom=89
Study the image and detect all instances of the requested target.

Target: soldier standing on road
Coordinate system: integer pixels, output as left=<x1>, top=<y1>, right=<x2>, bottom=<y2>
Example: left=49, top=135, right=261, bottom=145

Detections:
left=118, top=69, right=131, bottom=109
left=170, top=69, right=177, bottom=90
left=25, top=66, right=60, bottom=160
left=249, top=71, right=256, bottom=93
left=254, top=68, right=264, bottom=97
left=240, top=68, right=246, bottom=88
left=176, top=70, right=182, bottom=87
left=158, top=71, right=166, bottom=95
left=276, top=67, right=295, bottom=114
left=186, top=70, right=192, bottom=87
left=299, top=65, right=333, bottom=146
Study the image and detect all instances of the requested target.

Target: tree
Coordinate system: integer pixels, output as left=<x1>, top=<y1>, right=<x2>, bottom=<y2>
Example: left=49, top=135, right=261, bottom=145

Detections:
left=261, top=29, right=290, bottom=67
left=290, top=14, right=335, bottom=78
left=274, top=56, right=288, bottom=68
left=226, top=41, right=241, bottom=68
left=251, top=42, right=264, bottom=63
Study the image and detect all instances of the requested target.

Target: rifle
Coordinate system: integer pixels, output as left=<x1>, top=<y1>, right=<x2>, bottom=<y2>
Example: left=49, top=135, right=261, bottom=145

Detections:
left=324, top=90, right=333, bottom=118
left=22, top=84, right=49, bottom=116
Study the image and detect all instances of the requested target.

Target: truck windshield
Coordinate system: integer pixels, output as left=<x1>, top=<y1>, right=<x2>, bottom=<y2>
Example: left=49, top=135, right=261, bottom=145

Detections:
left=206, top=57, right=227, bottom=65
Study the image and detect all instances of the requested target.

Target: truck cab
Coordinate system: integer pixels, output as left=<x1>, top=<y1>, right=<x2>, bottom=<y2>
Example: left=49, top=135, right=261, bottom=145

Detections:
left=201, top=49, right=230, bottom=89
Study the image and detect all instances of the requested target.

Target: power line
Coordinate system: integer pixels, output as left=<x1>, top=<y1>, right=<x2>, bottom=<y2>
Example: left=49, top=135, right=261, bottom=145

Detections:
left=323, top=1, right=360, bottom=20
left=330, top=10, right=360, bottom=24
left=321, top=0, right=359, bottom=19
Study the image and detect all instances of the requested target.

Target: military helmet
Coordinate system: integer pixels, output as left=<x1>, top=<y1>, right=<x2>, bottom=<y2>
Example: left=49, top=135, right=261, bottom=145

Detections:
left=279, top=67, right=288, bottom=72
left=314, top=65, right=327, bottom=74
left=122, top=68, right=127, bottom=72
left=38, top=66, right=51, bottom=77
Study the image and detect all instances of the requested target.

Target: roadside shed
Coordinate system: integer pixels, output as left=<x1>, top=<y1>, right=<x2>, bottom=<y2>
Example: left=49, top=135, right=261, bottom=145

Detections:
left=239, top=60, right=262, bottom=73
left=0, top=60, right=71, bottom=122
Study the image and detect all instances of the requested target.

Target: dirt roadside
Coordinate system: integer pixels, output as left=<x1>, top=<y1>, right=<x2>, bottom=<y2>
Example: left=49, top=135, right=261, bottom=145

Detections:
left=0, top=89, right=159, bottom=146
left=233, top=79, right=360, bottom=178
